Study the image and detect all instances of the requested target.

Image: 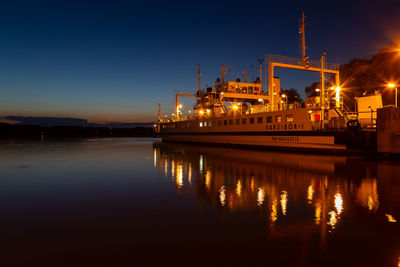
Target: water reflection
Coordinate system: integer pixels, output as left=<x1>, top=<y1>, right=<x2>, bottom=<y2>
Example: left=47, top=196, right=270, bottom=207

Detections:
left=154, top=143, right=400, bottom=228
left=153, top=142, right=400, bottom=265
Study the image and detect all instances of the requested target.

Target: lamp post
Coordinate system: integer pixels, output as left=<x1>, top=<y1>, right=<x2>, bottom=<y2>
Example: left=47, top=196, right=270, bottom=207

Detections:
left=388, top=83, right=398, bottom=108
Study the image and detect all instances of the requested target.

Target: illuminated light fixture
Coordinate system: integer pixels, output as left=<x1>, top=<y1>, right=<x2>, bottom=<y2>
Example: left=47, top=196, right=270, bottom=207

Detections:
left=258, top=98, right=263, bottom=102
left=199, top=110, right=204, bottom=115
left=330, top=86, right=335, bottom=90
left=273, top=92, right=277, bottom=95
left=206, top=109, right=211, bottom=113
left=315, top=88, right=320, bottom=92
left=232, top=105, right=239, bottom=110
left=281, top=94, right=286, bottom=98
left=308, top=110, right=312, bottom=114
left=388, top=83, right=396, bottom=88
left=335, top=87, right=341, bottom=92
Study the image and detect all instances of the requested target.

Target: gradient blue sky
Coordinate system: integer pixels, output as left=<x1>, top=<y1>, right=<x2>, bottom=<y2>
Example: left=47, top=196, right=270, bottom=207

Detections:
left=1, top=0, right=399, bottom=122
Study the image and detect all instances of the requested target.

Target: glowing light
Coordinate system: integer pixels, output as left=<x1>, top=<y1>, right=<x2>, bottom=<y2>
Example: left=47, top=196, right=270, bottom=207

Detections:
left=270, top=199, right=278, bottom=223
left=330, top=86, right=335, bottom=90
left=232, top=105, right=239, bottom=110
left=307, top=185, right=314, bottom=203
left=386, top=214, right=397, bottom=223
left=176, top=163, right=183, bottom=189
left=335, top=87, right=341, bottom=105
left=205, top=170, right=211, bottom=189
left=257, top=188, right=265, bottom=206
left=388, top=83, right=396, bottom=88
left=334, top=193, right=343, bottom=215
left=199, top=110, right=205, bottom=115
left=206, top=109, right=211, bottom=113
left=188, top=163, right=192, bottom=184
left=171, top=160, right=175, bottom=177
left=367, top=196, right=377, bottom=211
left=258, top=98, right=263, bottom=102
left=328, top=210, right=337, bottom=230
left=153, top=148, right=157, bottom=167
left=308, top=110, right=312, bottom=114
left=315, top=202, right=321, bottom=225
left=164, top=159, right=168, bottom=177
left=280, top=191, right=288, bottom=215
left=199, top=155, right=203, bottom=173
left=281, top=94, right=286, bottom=98
left=315, top=88, right=320, bottom=92
left=236, top=180, right=242, bottom=197
left=219, top=186, right=226, bottom=206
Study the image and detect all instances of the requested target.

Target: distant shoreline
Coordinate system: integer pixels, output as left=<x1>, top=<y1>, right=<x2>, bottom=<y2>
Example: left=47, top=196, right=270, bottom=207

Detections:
left=0, top=123, right=155, bottom=139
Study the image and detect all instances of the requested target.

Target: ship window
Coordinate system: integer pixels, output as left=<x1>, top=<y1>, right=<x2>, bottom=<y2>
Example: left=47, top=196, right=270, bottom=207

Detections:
left=257, top=117, right=263, bottom=123
left=242, top=87, right=247, bottom=93
left=242, top=118, right=247, bottom=124
left=275, top=116, right=282, bottom=123
left=213, top=120, right=217, bottom=126
left=250, top=118, right=255, bottom=124
left=236, top=119, right=240, bottom=125
left=237, top=89, right=241, bottom=93
left=286, top=115, right=294, bottom=122
left=208, top=121, right=212, bottom=127
left=266, top=116, right=272, bottom=123
left=199, top=122, right=203, bottom=127
left=229, top=120, right=233, bottom=125
left=224, top=120, right=227, bottom=126
left=254, top=87, right=259, bottom=91
left=218, top=120, right=222, bottom=126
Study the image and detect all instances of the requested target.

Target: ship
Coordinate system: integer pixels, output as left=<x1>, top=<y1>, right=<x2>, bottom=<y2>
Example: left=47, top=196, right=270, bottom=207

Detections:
left=156, top=13, right=381, bottom=152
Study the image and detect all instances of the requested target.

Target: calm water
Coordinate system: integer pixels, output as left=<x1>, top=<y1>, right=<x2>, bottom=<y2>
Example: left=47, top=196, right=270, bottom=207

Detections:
left=0, top=138, right=399, bottom=266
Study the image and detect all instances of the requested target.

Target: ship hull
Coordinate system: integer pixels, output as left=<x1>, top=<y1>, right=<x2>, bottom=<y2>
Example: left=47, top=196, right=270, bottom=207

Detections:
left=160, top=131, right=347, bottom=151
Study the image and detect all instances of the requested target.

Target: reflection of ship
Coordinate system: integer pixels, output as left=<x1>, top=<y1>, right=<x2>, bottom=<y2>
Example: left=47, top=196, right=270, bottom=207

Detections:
left=153, top=142, right=399, bottom=231
left=156, top=13, right=378, bottom=152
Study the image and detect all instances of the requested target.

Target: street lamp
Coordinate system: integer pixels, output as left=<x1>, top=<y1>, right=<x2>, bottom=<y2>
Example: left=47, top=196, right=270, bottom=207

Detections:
left=387, top=83, right=398, bottom=108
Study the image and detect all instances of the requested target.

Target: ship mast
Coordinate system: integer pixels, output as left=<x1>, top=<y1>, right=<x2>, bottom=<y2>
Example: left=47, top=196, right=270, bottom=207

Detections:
left=197, top=64, right=201, bottom=94
left=299, top=11, right=309, bottom=66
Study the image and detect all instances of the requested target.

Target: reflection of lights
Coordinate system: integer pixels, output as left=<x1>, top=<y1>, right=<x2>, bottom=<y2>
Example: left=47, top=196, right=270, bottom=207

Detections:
left=367, top=196, right=375, bottom=211
left=171, top=160, right=175, bottom=177
left=315, top=202, right=321, bottom=225
left=328, top=211, right=337, bottom=230
left=153, top=148, right=157, bottom=167
left=188, top=163, right=192, bottom=184
left=398, top=257, right=400, bottom=267
left=386, top=214, right=397, bottom=223
left=280, top=191, right=288, bottom=215
left=270, top=199, right=278, bottom=223
left=164, top=159, right=168, bottom=177
left=334, top=193, right=343, bottom=215
left=250, top=178, right=255, bottom=191
left=219, top=186, right=226, bottom=206
left=176, top=163, right=183, bottom=189
left=205, top=170, right=211, bottom=189
left=257, top=188, right=265, bottom=206
left=236, top=180, right=242, bottom=197
left=199, top=155, right=203, bottom=173
left=307, top=185, right=314, bottom=203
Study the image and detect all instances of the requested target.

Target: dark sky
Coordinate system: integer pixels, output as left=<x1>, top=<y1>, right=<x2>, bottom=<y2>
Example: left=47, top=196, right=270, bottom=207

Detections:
left=0, top=0, right=399, bottom=122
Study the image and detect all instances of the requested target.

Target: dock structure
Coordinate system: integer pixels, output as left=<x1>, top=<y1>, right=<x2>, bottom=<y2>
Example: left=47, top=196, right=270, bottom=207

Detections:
left=377, top=108, right=400, bottom=154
